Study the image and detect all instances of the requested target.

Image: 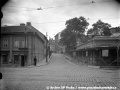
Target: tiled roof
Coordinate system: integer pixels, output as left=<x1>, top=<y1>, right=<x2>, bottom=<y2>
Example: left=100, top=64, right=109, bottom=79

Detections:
left=1, top=25, right=46, bottom=43
left=1, top=26, right=33, bottom=33
left=26, top=25, right=45, bottom=41
left=93, top=36, right=120, bottom=40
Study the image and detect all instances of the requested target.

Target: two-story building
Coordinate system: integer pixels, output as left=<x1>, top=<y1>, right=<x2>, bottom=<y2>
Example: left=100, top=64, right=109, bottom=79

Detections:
left=0, top=22, right=47, bottom=67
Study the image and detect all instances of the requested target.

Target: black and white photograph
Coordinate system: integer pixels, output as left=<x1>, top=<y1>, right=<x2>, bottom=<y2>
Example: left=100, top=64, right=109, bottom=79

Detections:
left=0, top=0, right=120, bottom=90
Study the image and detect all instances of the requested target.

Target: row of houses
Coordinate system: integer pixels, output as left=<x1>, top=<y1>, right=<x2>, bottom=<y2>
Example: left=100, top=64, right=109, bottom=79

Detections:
left=0, top=22, right=47, bottom=67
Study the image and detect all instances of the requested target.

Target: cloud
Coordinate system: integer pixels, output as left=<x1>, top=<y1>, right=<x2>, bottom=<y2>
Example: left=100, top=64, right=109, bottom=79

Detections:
left=1, top=0, right=120, bottom=39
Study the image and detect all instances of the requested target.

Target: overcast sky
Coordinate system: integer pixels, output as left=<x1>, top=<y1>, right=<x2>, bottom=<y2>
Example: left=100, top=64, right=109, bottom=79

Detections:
left=1, top=0, right=120, bottom=39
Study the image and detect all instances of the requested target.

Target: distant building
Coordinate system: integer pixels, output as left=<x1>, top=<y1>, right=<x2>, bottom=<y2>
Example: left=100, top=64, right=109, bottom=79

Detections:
left=0, top=22, right=46, bottom=67
left=49, top=38, right=56, bottom=52
left=54, top=32, right=65, bottom=53
left=54, top=32, right=61, bottom=42
left=111, top=27, right=120, bottom=36
left=54, top=32, right=61, bottom=53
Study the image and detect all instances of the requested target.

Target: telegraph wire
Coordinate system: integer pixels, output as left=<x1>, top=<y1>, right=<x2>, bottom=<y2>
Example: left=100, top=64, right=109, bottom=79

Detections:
left=4, top=6, right=37, bottom=10
left=3, top=9, right=38, bottom=13
left=4, top=0, right=115, bottom=13
left=42, top=0, right=114, bottom=9
left=31, top=17, right=120, bottom=25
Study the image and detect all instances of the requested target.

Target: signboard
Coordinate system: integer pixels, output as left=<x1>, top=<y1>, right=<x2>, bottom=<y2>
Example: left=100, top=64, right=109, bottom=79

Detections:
left=102, top=50, right=109, bottom=57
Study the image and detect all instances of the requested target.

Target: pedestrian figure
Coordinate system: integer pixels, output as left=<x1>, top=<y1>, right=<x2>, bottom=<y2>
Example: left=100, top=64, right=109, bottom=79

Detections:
left=34, top=56, right=37, bottom=66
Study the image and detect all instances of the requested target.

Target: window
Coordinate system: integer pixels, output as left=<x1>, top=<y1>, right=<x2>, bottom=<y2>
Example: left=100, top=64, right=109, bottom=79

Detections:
left=22, top=39, right=25, bottom=47
left=21, top=38, right=27, bottom=48
left=14, top=39, right=19, bottom=47
left=3, top=39, right=8, bottom=48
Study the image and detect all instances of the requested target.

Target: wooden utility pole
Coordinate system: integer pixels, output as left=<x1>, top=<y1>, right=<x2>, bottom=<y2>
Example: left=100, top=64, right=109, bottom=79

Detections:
left=117, top=46, right=119, bottom=67
left=24, top=28, right=27, bottom=66
left=46, top=32, right=48, bottom=63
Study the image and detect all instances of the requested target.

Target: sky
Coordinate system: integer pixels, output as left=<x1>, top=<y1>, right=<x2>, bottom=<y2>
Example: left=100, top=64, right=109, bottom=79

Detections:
left=1, top=0, right=120, bottom=39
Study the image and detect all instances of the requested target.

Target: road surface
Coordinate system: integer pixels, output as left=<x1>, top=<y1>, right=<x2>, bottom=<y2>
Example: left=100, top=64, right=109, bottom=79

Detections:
left=1, top=53, right=120, bottom=90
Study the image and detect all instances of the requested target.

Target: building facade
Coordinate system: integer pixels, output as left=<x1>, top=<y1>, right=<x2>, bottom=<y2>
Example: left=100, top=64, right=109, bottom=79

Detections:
left=49, top=38, right=56, bottom=53
left=111, top=27, right=120, bottom=36
left=0, top=22, right=46, bottom=67
left=54, top=32, right=61, bottom=53
left=54, top=32, right=65, bottom=53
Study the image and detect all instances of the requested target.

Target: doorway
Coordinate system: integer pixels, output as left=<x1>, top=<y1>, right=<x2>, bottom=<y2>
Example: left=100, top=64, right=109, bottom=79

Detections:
left=21, top=55, right=25, bottom=66
left=2, top=54, right=8, bottom=64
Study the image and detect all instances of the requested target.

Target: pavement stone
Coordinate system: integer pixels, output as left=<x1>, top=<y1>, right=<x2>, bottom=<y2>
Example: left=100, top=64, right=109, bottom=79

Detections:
left=1, top=53, right=120, bottom=90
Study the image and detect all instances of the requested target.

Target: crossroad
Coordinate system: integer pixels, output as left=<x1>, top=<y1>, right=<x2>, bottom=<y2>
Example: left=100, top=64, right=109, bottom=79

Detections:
left=1, top=53, right=120, bottom=90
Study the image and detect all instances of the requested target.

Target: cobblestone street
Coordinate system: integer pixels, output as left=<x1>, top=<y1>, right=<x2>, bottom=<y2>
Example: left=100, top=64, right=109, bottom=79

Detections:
left=1, top=53, right=120, bottom=90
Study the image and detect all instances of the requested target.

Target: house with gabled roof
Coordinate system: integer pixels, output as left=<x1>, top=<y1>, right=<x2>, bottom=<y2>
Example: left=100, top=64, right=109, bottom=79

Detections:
left=0, top=22, right=47, bottom=67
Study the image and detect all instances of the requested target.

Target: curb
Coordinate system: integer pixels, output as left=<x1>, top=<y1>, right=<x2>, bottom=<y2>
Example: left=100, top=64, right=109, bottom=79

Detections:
left=64, top=54, right=101, bottom=69
left=64, top=54, right=87, bottom=66
left=88, top=65, right=100, bottom=69
left=36, top=54, right=53, bottom=67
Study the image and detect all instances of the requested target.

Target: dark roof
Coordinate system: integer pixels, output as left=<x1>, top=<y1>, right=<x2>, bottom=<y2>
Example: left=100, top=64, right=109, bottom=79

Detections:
left=93, top=36, right=120, bottom=40
left=1, top=26, right=33, bottom=33
left=1, top=25, right=46, bottom=43
left=27, top=25, right=45, bottom=41
left=76, top=36, right=120, bottom=50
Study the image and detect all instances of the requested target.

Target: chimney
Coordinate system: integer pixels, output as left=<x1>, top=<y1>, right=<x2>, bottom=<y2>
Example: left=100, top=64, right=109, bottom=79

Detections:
left=20, top=23, right=25, bottom=26
left=26, top=22, right=31, bottom=26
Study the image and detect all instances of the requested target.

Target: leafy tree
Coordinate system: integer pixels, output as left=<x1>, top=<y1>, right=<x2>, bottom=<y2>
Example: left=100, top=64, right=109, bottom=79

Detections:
left=60, top=16, right=89, bottom=50
left=89, top=20, right=111, bottom=36
left=87, top=28, right=94, bottom=35
left=65, top=16, right=89, bottom=34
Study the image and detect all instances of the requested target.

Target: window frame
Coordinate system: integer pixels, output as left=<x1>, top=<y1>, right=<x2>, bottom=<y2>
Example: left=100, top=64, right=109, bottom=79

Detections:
left=3, top=39, right=8, bottom=48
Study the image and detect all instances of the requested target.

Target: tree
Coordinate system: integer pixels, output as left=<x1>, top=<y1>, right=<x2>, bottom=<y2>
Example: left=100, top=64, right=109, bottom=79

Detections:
left=89, top=20, right=111, bottom=36
left=87, top=28, right=94, bottom=35
left=60, top=16, right=89, bottom=51
left=65, top=16, right=89, bottom=34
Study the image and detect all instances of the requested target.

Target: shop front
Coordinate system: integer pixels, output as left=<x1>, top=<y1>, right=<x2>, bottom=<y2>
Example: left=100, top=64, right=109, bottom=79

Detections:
left=76, top=36, right=120, bottom=68
left=12, top=51, right=28, bottom=67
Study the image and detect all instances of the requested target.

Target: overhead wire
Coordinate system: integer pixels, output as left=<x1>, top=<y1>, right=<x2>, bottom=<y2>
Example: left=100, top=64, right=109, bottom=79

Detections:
left=3, top=0, right=115, bottom=13
left=42, top=0, right=114, bottom=9
left=3, top=9, right=37, bottom=13
left=2, top=0, right=118, bottom=26
left=4, top=6, right=37, bottom=10
left=31, top=17, right=120, bottom=25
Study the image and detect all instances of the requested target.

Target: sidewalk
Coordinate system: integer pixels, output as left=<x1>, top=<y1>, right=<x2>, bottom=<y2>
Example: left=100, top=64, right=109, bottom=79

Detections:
left=64, top=54, right=102, bottom=69
left=28, top=54, right=53, bottom=68
left=36, top=56, right=51, bottom=67
left=64, top=54, right=120, bottom=69
left=64, top=54, right=88, bottom=67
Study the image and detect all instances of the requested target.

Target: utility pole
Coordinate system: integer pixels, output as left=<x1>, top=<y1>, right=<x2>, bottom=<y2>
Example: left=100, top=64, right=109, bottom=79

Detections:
left=117, top=46, right=119, bottom=68
left=46, top=32, right=48, bottom=63
left=24, top=28, right=27, bottom=66
left=48, top=36, right=51, bottom=58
